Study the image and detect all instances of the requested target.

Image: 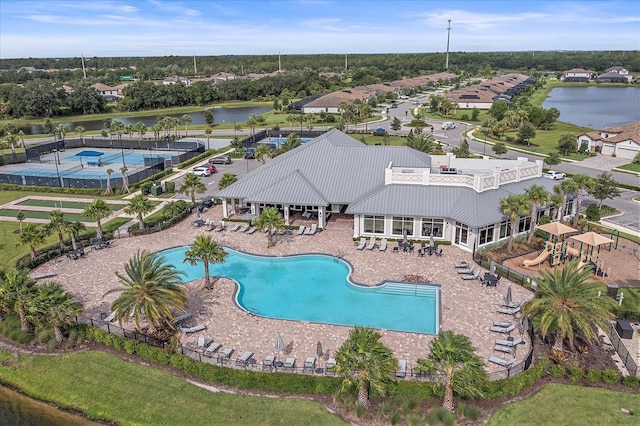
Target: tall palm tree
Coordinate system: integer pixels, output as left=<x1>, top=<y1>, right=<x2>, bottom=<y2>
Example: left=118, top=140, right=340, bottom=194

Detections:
left=18, top=223, right=46, bottom=260
left=204, top=126, right=212, bottom=150
left=16, top=210, right=25, bottom=233
left=46, top=209, right=69, bottom=252
left=63, top=221, right=86, bottom=251
left=178, top=173, right=206, bottom=207
left=334, top=326, right=397, bottom=408
left=218, top=172, right=238, bottom=190
left=105, top=168, right=114, bottom=194
left=120, top=166, right=130, bottom=193
left=183, top=235, right=228, bottom=290
left=570, top=174, right=594, bottom=227
left=124, top=194, right=153, bottom=230
left=406, top=128, right=436, bottom=153
left=255, top=144, right=272, bottom=164
left=523, top=260, right=616, bottom=352
left=500, top=194, right=529, bottom=253
left=416, top=331, right=487, bottom=413
left=254, top=207, right=285, bottom=247
left=29, top=282, right=83, bottom=344
left=281, top=133, right=302, bottom=152
left=74, top=125, right=86, bottom=144
left=104, top=250, right=187, bottom=334
left=84, top=199, right=111, bottom=240
left=524, top=185, right=550, bottom=243
left=246, top=115, right=258, bottom=142
left=0, top=268, right=38, bottom=331
left=554, top=179, right=578, bottom=223
left=181, top=114, right=192, bottom=136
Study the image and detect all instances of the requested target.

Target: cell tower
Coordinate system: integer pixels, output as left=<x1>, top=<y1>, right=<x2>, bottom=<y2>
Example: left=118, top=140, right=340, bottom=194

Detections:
left=445, top=19, right=452, bottom=70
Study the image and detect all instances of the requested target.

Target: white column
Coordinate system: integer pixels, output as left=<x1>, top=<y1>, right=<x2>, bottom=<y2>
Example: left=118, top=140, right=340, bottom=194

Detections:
left=353, top=214, right=360, bottom=238
left=318, top=206, right=324, bottom=229
left=222, top=199, right=229, bottom=218
left=284, top=205, right=290, bottom=225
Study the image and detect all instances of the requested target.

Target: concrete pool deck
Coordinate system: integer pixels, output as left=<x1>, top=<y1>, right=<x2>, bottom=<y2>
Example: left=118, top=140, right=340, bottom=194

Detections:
left=31, top=205, right=534, bottom=374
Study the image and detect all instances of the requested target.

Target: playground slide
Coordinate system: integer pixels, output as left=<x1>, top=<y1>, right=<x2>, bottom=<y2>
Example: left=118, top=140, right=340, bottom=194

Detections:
left=523, top=249, right=551, bottom=267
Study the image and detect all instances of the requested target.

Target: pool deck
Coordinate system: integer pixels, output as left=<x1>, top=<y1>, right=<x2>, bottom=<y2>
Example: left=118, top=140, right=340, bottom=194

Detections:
left=31, top=205, right=534, bottom=374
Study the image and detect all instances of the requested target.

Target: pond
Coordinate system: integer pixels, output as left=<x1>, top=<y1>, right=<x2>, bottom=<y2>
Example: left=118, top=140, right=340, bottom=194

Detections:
left=542, top=86, right=640, bottom=129
left=18, top=105, right=272, bottom=135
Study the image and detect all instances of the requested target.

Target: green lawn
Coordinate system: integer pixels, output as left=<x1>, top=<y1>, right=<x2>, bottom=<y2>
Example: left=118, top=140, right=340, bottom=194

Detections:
left=0, top=221, right=61, bottom=268
left=0, top=208, right=93, bottom=222
left=0, top=350, right=345, bottom=426
left=488, top=384, right=640, bottom=426
left=16, top=199, right=124, bottom=211
left=617, top=163, right=640, bottom=173
left=0, top=190, right=101, bottom=205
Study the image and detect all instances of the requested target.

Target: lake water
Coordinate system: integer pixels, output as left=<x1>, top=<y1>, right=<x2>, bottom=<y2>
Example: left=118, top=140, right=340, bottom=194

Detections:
left=0, top=385, right=99, bottom=425
left=542, top=86, right=640, bottom=129
left=19, top=105, right=272, bottom=135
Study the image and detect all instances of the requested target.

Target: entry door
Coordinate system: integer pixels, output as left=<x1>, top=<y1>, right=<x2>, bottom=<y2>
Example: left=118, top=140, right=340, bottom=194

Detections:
left=455, top=223, right=468, bottom=246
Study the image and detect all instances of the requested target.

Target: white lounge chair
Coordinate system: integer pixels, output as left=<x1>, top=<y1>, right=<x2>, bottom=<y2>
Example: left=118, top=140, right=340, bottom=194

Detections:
left=197, top=335, right=212, bottom=349
left=217, top=347, right=233, bottom=361
left=297, top=225, right=306, bottom=235
left=379, top=238, right=387, bottom=252
left=236, top=351, right=254, bottom=367
left=283, top=357, right=296, bottom=370
left=494, top=344, right=514, bottom=354
left=302, top=211, right=312, bottom=220
left=488, top=356, right=516, bottom=367
left=325, top=358, right=336, bottom=369
left=103, top=311, right=116, bottom=322
left=231, top=224, right=241, bottom=232
left=457, top=265, right=475, bottom=275
left=170, top=312, right=191, bottom=324
left=262, top=355, right=275, bottom=371
left=246, top=226, right=257, bottom=234
left=356, top=237, right=366, bottom=250
left=305, top=224, right=317, bottom=235
left=490, top=324, right=516, bottom=334
left=493, top=321, right=512, bottom=328
left=180, top=325, right=206, bottom=334
left=454, top=261, right=469, bottom=268
left=461, top=270, right=480, bottom=280
left=395, top=359, right=407, bottom=378
left=239, top=223, right=250, bottom=232
left=366, top=237, right=376, bottom=250
left=204, top=341, right=221, bottom=355
left=303, top=357, right=316, bottom=372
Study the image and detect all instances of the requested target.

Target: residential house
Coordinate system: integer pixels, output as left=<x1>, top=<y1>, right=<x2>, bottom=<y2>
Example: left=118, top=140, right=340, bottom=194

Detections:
left=162, top=75, right=192, bottom=86
left=561, top=68, right=594, bottom=82
left=577, top=122, right=640, bottom=159
left=216, top=130, right=569, bottom=252
left=445, top=74, right=535, bottom=109
left=596, top=71, right=631, bottom=83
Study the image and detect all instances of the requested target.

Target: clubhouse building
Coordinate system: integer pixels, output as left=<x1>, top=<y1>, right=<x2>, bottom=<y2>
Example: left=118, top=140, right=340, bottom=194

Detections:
left=216, top=130, right=571, bottom=252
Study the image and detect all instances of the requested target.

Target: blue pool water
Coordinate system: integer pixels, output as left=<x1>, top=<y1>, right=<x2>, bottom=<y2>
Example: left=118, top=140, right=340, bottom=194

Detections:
left=160, top=246, right=440, bottom=334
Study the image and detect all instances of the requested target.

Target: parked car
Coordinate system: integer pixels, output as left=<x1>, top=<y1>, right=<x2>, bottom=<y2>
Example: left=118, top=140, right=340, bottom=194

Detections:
left=189, top=167, right=211, bottom=177
left=209, top=155, right=232, bottom=164
left=207, top=164, right=218, bottom=173
left=390, top=103, right=398, bottom=109
left=543, top=170, right=566, bottom=180
left=245, top=148, right=255, bottom=159
left=442, top=122, right=457, bottom=130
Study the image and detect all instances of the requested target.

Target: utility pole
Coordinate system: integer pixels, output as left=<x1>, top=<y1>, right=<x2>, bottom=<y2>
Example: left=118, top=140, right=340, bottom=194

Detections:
left=445, top=20, right=452, bottom=70
left=193, top=54, right=197, bottom=75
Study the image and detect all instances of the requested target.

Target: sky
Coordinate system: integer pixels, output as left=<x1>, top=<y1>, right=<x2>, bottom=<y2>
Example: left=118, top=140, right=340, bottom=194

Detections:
left=0, top=0, right=639, bottom=59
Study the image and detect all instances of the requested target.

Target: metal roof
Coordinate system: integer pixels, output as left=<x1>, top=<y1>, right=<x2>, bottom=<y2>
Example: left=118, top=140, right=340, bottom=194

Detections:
left=245, top=170, right=328, bottom=206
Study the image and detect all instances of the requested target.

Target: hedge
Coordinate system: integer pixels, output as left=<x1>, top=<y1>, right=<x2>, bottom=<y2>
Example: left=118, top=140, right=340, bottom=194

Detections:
left=0, top=183, right=104, bottom=196
left=177, top=149, right=218, bottom=169
left=481, top=358, right=548, bottom=399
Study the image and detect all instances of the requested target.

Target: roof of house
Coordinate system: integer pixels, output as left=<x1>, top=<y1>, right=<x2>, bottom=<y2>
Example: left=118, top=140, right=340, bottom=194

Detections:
left=579, top=122, right=640, bottom=145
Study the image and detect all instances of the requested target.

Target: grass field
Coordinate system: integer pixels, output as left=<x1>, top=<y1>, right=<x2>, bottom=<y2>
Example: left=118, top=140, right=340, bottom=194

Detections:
left=488, top=383, right=640, bottom=426
left=0, top=350, right=345, bottom=426
left=16, top=199, right=124, bottom=211
left=0, top=190, right=101, bottom=205
left=0, top=208, right=94, bottom=222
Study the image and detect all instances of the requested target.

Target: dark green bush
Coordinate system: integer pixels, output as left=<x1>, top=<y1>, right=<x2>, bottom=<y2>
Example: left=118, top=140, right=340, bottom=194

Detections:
left=164, top=180, right=175, bottom=193
left=602, top=369, right=620, bottom=384
left=140, top=182, right=152, bottom=195
left=549, top=364, right=566, bottom=378
left=587, top=369, right=602, bottom=383
left=622, top=375, right=639, bottom=388
left=481, top=358, right=547, bottom=399
left=177, top=150, right=216, bottom=169
left=567, top=366, right=583, bottom=383
left=586, top=203, right=600, bottom=221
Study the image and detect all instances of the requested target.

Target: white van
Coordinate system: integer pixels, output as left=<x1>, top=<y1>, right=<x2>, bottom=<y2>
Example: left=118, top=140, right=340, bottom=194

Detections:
left=442, top=122, right=457, bottom=130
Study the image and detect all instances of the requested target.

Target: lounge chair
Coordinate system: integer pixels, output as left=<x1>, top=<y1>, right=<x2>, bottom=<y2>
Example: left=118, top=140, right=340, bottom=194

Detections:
left=325, top=358, right=336, bottom=369
left=103, top=311, right=116, bottom=322
left=457, top=265, right=475, bottom=275
left=454, top=261, right=469, bottom=268
left=503, top=301, right=521, bottom=309
left=302, top=211, right=312, bottom=220
left=262, top=355, right=275, bottom=371
left=236, top=351, right=254, bottom=367
left=461, top=270, right=480, bottom=280
left=246, top=226, right=257, bottom=234
left=488, top=356, right=516, bottom=367
left=490, top=324, right=516, bottom=334
left=239, top=223, right=250, bottom=232
left=495, top=338, right=524, bottom=347
left=171, top=312, right=192, bottom=324
left=435, top=248, right=443, bottom=257
left=217, top=347, right=233, bottom=362
left=197, top=335, right=212, bottom=349
left=180, top=325, right=206, bottom=334
left=204, top=341, right=221, bottom=355
left=497, top=306, right=521, bottom=315
left=216, top=222, right=226, bottom=232
left=231, top=224, right=241, bottom=232
left=494, top=344, right=514, bottom=354
left=297, top=225, right=306, bottom=235
left=366, top=237, right=376, bottom=250
left=303, top=357, right=316, bottom=372
left=395, top=359, right=407, bottom=378
left=356, top=237, right=366, bottom=250
left=379, top=238, right=387, bottom=252
left=493, top=321, right=512, bottom=328
left=307, top=224, right=317, bottom=235
left=283, top=357, right=296, bottom=370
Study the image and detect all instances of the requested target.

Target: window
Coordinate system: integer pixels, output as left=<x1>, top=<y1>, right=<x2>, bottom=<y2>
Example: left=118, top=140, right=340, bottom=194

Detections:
left=421, top=218, right=444, bottom=238
left=518, top=216, right=531, bottom=233
left=363, top=215, right=385, bottom=234
left=392, top=216, right=414, bottom=236
left=499, top=220, right=511, bottom=238
left=478, top=224, right=495, bottom=245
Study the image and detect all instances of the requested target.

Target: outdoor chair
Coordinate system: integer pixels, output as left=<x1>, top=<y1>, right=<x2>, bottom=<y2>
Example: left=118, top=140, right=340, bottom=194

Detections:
left=297, top=225, right=306, bottom=235
left=379, top=238, right=387, bottom=252
left=217, top=347, right=234, bottom=363
left=417, top=249, right=425, bottom=257
left=356, top=237, right=366, bottom=250
left=204, top=341, right=221, bottom=356
left=395, top=359, right=407, bottom=378
left=231, top=224, right=241, bottom=232
left=303, top=357, right=316, bottom=373
left=454, top=261, right=469, bottom=269
left=262, top=355, right=275, bottom=371
left=103, top=311, right=116, bottom=322
left=494, top=344, right=514, bottom=354
left=239, top=223, right=250, bottom=232
left=180, top=325, right=206, bottom=334
left=457, top=265, right=475, bottom=275
left=305, top=224, right=317, bottom=235
left=490, top=324, right=515, bottom=334
left=495, top=338, right=524, bottom=347
left=171, top=312, right=192, bottom=325
left=497, top=306, right=521, bottom=315
left=283, top=357, right=296, bottom=370
left=197, top=336, right=212, bottom=349
left=302, top=211, right=312, bottom=220
left=493, top=321, right=512, bottom=328
left=246, top=226, right=258, bottom=234
left=488, top=356, right=516, bottom=367
left=235, top=351, right=254, bottom=367
left=366, top=236, right=376, bottom=250
left=435, top=248, right=443, bottom=257
left=461, top=270, right=480, bottom=280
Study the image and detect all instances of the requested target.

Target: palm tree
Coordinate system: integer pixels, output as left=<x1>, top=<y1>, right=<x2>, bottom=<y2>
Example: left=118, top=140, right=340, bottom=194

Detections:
left=46, top=209, right=69, bottom=252
left=204, top=126, right=212, bottom=150
left=416, top=331, right=487, bottom=413
left=16, top=210, right=25, bottom=233
left=178, top=173, right=206, bottom=207
left=254, top=207, right=284, bottom=247
left=0, top=268, right=38, bottom=331
left=522, top=260, right=617, bottom=352
left=246, top=115, right=258, bottom=142
left=120, top=166, right=130, bottom=193
left=183, top=235, right=228, bottom=290
left=281, top=133, right=302, bottom=152
left=406, top=128, right=436, bottom=153
left=124, top=194, right=153, bottom=230
left=64, top=221, right=86, bottom=251
left=334, top=326, right=397, bottom=408
left=30, top=282, right=83, bottom=344
left=84, top=199, right=112, bottom=240
left=18, top=223, right=46, bottom=260
left=105, top=168, right=114, bottom=194
left=524, top=185, right=550, bottom=243
left=255, top=144, right=273, bottom=164
left=74, top=125, right=86, bottom=145
left=554, top=179, right=578, bottom=223
left=218, top=172, right=238, bottom=190
left=500, top=194, right=529, bottom=253
left=104, top=250, right=187, bottom=334
left=181, top=114, right=192, bottom=136
left=570, top=174, right=594, bottom=227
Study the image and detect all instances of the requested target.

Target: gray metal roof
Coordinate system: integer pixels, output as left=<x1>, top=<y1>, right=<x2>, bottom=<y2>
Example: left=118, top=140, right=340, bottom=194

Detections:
left=346, top=177, right=561, bottom=228
left=245, top=170, right=328, bottom=206
left=217, top=129, right=432, bottom=204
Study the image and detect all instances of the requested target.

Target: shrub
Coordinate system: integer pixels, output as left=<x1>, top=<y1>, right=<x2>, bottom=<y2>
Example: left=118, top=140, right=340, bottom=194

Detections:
left=586, top=203, right=600, bottom=221
left=549, top=364, right=566, bottom=378
left=567, top=366, right=584, bottom=383
left=587, top=369, right=602, bottom=383
left=458, top=403, right=481, bottom=421
left=622, top=375, right=639, bottom=388
left=427, top=407, right=455, bottom=426
left=633, top=152, right=640, bottom=165
left=602, top=369, right=620, bottom=384
left=140, top=182, right=152, bottom=195
left=164, top=180, right=175, bottom=193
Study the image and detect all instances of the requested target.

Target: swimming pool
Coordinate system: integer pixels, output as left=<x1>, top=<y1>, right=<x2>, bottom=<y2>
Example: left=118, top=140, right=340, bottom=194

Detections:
left=268, top=137, right=313, bottom=144
left=160, top=246, right=440, bottom=334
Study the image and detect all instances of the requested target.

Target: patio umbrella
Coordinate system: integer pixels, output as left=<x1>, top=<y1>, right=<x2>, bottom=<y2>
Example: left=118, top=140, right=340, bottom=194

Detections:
left=430, top=235, right=435, bottom=247
left=403, top=229, right=408, bottom=245
left=490, top=261, right=496, bottom=275
left=316, top=341, right=323, bottom=358
left=275, top=332, right=284, bottom=357
left=505, top=286, right=512, bottom=305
